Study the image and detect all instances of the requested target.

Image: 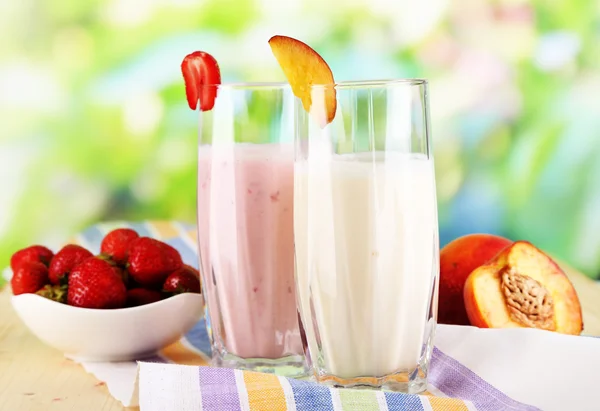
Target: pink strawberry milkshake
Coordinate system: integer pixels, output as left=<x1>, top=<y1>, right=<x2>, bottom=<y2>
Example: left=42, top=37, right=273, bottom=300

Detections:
left=197, top=142, right=303, bottom=361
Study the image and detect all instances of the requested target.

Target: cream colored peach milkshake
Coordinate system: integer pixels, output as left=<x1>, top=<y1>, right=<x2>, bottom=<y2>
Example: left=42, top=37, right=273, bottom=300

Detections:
left=294, top=151, right=438, bottom=390
left=197, top=143, right=303, bottom=365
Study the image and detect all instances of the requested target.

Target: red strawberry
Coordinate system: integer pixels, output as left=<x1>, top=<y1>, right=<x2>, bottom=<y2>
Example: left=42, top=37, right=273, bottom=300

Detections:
left=163, top=265, right=201, bottom=294
left=10, top=245, right=54, bottom=272
left=126, top=288, right=163, bottom=307
left=48, top=244, right=93, bottom=285
left=11, top=261, right=49, bottom=295
left=181, top=51, right=221, bottom=111
left=67, top=257, right=127, bottom=309
left=127, top=237, right=183, bottom=287
left=100, top=228, right=139, bottom=265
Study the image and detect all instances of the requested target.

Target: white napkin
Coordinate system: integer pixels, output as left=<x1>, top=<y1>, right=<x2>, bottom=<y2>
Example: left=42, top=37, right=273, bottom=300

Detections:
left=434, top=325, right=600, bottom=411
left=79, top=360, right=140, bottom=407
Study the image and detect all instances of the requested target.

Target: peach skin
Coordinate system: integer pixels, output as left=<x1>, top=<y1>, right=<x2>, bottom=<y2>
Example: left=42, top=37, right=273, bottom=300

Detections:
left=438, top=234, right=512, bottom=325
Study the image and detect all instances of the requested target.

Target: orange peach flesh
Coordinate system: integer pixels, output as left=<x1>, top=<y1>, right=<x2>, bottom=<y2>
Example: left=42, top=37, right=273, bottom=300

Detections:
left=268, top=35, right=337, bottom=126
left=464, top=241, right=583, bottom=335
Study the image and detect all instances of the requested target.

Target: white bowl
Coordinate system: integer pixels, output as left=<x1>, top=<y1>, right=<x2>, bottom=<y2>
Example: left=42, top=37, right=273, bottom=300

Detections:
left=11, top=292, right=204, bottom=362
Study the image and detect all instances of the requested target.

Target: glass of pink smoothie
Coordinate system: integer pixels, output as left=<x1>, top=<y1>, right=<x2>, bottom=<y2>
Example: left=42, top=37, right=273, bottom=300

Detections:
left=196, top=83, right=305, bottom=376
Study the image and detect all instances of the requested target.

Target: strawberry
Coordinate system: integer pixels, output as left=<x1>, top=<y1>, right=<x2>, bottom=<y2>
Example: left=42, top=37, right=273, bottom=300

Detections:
left=127, top=237, right=183, bottom=287
left=48, top=244, right=93, bottom=285
left=181, top=51, right=221, bottom=111
left=11, top=261, right=49, bottom=295
left=100, top=228, right=139, bottom=265
left=36, top=284, right=68, bottom=303
left=67, top=257, right=127, bottom=309
left=10, top=245, right=54, bottom=272
left=163, top=265, right=201, bottom=294
left=126, top=288, right=163, bottom=307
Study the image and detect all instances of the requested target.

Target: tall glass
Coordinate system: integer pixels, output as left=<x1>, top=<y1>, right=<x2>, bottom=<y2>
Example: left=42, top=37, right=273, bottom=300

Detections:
left=293, top=79, right=439, bottom=393
left=197, top=83, right=305, bottom=376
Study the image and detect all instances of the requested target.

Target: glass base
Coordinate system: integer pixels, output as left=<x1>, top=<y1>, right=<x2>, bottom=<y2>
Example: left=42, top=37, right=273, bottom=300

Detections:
left=311, top=371, right=428, bottom=394
left=211, top=351, right=308, bottom=378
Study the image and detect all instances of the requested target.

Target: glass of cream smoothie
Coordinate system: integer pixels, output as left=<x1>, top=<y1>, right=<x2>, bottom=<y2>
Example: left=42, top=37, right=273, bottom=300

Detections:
left=197, top=83, right=305, bottom=376
left=293, top=79, right=439, bottom=393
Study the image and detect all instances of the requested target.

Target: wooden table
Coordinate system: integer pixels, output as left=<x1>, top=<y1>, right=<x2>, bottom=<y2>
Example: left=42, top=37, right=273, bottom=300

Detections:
left=1, top=263, right=599, bottom=411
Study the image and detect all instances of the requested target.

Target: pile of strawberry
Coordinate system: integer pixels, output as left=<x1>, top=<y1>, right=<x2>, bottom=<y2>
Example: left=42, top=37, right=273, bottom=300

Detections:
left=9, top=228, right=201, bottom=309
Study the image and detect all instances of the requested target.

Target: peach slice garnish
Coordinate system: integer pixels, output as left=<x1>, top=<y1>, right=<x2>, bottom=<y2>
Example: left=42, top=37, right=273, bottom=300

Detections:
left=463, top=241, right=583, bottom=335
left=268, top=35, right=337, bottom=127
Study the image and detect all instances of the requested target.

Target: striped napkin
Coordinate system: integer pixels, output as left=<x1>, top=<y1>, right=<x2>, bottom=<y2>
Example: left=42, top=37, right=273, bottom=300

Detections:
left=45, top=221, right=600, bottom=411
left=136, top=346, right=540, bottom=411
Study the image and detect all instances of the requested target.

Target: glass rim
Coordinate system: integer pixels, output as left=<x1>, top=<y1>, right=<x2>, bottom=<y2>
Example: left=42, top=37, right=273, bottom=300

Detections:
left=321, top=78, right=428, bottom=89
left=211, top=78, right=427, bottom=90
left=215, top=82, right=291, bottom=90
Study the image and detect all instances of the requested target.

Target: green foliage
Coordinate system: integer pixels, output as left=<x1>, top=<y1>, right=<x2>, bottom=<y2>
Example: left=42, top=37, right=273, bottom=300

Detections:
left=1, top=0, right=599, bottom=280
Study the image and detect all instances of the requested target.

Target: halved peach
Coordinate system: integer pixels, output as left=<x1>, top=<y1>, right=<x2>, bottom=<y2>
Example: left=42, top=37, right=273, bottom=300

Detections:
left=464, top=241, right=583, bottom=335
left=268, top=35, right=337, bottom=127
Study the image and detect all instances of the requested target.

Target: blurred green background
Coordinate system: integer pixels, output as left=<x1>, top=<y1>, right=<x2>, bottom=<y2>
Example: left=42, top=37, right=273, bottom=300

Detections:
left=1, top=0, right=599, bottom=284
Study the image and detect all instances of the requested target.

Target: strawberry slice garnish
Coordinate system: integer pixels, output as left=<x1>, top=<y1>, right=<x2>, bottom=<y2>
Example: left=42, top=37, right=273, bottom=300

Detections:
left=181, top=51, right=221, bottom=111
